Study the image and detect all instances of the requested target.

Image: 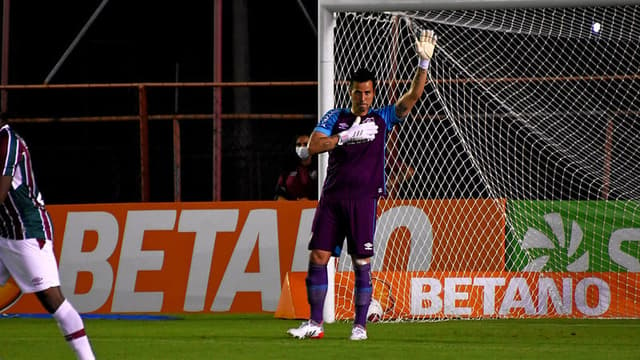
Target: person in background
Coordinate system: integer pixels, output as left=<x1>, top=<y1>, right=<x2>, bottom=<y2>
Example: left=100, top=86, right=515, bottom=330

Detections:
left=287, top=29, right=438, bottom=341
left=274, top=134, right=318, bottom=201
left=0, top=112, right=96, bottom=360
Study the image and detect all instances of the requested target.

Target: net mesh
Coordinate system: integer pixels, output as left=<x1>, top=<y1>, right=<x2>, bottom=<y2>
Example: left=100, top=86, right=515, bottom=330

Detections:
left=331, top=6, right=640, bottom=320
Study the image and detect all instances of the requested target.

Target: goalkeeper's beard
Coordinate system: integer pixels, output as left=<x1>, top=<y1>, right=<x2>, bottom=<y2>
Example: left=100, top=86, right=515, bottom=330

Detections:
left=353, top=103, right=369, bottom=115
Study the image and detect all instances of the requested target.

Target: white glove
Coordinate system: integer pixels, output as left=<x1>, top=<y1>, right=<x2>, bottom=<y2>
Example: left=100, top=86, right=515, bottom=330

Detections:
left=416, top=29, right=438, bottom=69
left=337, top=116, right=378, bottom=145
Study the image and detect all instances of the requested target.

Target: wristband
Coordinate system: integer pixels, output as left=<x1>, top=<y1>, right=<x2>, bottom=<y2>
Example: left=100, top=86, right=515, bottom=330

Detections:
left=418, top=59, right=430, bottom=70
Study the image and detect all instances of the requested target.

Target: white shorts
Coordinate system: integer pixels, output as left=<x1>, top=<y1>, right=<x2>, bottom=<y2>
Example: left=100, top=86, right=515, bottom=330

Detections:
left=0, top=238, right=61, bottom=293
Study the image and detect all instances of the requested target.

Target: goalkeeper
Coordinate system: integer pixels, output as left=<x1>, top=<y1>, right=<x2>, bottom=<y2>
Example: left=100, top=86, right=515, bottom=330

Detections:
left=288, top=29, right=437, bottom=341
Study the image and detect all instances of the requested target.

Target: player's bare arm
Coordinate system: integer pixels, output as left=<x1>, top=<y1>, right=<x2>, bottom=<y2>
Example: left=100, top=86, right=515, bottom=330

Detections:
left=0, top=176, right=11, bottom=203
left=308, top=131, right=339, bottom=156
left=395, top=29, right=438, bottom=118
left=396, top=67, right=428, bottom=118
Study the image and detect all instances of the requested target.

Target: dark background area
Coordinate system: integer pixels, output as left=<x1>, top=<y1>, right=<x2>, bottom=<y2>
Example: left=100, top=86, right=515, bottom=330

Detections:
left=1, top=0, right=319, bottom=203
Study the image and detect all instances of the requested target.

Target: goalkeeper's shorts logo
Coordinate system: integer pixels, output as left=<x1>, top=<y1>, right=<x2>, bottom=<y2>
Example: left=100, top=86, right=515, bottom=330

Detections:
left=364, top=242, right=373, bottom=251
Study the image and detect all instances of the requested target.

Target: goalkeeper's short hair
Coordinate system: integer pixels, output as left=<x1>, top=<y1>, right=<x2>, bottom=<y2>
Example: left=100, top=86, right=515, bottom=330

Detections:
left=349, top=68, right=377, bottom=90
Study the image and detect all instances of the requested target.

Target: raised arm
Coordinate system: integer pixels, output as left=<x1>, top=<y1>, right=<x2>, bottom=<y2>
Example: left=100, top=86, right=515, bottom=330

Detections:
left=395, top=30, right=438, bottom=119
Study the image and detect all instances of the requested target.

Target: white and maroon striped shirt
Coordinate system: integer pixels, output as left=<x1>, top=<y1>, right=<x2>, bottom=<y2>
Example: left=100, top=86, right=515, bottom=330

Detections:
left=0, top=124, right=53, bottom=241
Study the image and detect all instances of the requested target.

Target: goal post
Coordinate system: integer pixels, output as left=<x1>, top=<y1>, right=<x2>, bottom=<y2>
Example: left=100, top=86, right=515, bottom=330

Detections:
left=318, top=0, right=640, bottom=321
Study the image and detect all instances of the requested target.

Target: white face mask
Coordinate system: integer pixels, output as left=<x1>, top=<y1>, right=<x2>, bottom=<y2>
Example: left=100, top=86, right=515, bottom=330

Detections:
left=296, top=146, right=309, bottom=160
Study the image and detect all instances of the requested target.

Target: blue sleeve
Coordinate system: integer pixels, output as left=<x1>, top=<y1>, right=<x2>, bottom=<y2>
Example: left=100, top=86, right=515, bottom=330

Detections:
left=375, top=104, right=402, bottom=132
left=314, top=108, right=342, bottom=136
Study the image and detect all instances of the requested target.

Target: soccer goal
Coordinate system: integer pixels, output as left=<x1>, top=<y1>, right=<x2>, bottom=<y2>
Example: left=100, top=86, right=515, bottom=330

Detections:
left=318, top=0, right=640, bottom=321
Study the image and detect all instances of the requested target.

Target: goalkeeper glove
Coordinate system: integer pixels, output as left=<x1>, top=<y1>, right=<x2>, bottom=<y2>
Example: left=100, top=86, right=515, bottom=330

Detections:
left=337, top=116, right=378, bottom=145
left=416, top=29, right=438, bottom=69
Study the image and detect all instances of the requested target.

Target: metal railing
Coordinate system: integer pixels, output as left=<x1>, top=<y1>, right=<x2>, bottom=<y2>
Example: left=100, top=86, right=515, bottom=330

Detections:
left=0, top=81, right=317, bottom=201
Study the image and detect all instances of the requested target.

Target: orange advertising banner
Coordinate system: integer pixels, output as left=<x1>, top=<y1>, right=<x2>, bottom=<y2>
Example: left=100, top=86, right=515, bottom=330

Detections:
left=336, top=271, right=640, bottom=319
left=1, top=199, right=505, bottom=314
left=4, top=201, right=318, bottom=314
left=375, top=199, right=506, bottom=271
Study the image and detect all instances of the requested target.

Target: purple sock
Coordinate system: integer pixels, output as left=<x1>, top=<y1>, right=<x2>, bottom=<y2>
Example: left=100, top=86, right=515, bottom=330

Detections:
left=353, top=263, right=372, bottom=328
left=306, top=263, right=328, bottom=324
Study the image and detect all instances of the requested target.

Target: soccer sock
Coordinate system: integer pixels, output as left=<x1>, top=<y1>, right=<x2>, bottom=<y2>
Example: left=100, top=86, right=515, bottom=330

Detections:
left=306, top=262, right=328, bottom=324
left=52, top=300, right=96, bottom=360
left=353, top=263, right=372, bottom=328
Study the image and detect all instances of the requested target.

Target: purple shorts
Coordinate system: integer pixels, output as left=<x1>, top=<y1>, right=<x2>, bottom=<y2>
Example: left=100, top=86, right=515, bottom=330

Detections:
left=309, top=197, right=378, bottom=258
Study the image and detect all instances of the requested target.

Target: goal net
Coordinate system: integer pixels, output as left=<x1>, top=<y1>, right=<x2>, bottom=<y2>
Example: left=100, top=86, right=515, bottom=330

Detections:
left=328, top=4, right=640, bottom=320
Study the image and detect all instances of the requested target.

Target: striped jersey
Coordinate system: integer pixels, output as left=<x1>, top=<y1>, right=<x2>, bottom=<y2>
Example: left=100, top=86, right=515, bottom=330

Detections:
left=0, top=124, right=53, bottom=241
left=313, top=105, right=402, bottom=200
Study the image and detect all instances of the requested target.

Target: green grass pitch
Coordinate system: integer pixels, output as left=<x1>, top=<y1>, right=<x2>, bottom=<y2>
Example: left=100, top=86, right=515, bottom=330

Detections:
left=1, top=314, right=639, bottom=359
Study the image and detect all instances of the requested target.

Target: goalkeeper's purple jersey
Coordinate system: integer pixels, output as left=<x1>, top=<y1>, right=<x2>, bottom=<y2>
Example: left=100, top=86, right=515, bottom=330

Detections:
left=314, top=105, right=402, bottom=200
left=0, top=124, right=53, bottom=241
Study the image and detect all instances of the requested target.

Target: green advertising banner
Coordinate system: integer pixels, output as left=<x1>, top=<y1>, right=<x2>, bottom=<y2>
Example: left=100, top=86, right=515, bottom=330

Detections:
left=506, top=200, right=640, bottom=272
